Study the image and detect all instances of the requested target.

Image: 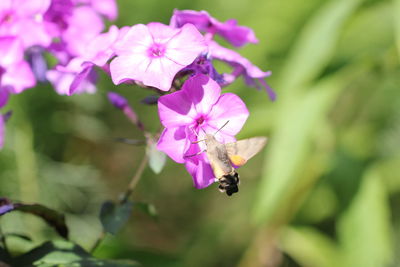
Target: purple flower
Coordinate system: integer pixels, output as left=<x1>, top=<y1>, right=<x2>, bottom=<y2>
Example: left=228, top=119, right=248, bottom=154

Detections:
left=0, top=87, right=9, bottom=109
left=108, top=91, right=128, bottom=110
left=73, top=0, right=118, bottom=21
left=108, top=91, right=143, bottom=130
left=0, top=36, right=35, bottom=94
left=157, top=74, right=249, bottom=188
left=0, top=0, right=52, bottom=48
left=182, top=53, right=225, bottom=85
left=170, top=9, right=258, bottom=47
left=26, top=46, right=48, bottom=82
left=46, top=58, right=97, bottom=95
left=0, top=198, right=14, bottom=214
left=61, top=6, right=105, bottom=57
left=209, top=41, right=275, bottom=100
left=110, top=22, right=207, bottom=91
left=67, top=25, right=126, bottom=95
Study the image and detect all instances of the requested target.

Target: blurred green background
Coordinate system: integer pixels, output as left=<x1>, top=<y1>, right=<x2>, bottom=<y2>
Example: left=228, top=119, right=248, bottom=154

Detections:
left=1, top=0, right=400, bottom=266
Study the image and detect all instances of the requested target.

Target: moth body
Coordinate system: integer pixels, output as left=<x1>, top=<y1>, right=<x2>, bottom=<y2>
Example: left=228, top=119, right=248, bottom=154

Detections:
left=201, top=133, right=267, bottom=196
left=205, top=134, right=234, bottom=178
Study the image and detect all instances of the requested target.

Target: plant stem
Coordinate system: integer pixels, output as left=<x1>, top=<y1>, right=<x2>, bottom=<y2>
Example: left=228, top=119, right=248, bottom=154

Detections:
left=90, top=154, right=149, bottom=254
left=120, top=155, right=149, bottom=204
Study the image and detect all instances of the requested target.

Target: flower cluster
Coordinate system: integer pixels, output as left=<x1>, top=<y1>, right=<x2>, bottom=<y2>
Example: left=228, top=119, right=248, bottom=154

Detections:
left=1, top=5, right=273, bottom=190
left=0, top=0, right=117, bottom=148
left=106, top=10, right=273, bottom=188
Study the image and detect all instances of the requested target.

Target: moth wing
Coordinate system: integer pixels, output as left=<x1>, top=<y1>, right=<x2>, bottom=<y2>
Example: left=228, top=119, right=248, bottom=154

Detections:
left=225, top=137, right=268, bottom=167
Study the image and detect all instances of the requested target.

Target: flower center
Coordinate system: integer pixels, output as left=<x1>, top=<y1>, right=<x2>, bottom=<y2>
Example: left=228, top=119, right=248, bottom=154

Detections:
left=1, top=12, right=14, bottom=24
left=196, top=115, right=206, bottom=126
left=147, top=43, right=165, bottom=58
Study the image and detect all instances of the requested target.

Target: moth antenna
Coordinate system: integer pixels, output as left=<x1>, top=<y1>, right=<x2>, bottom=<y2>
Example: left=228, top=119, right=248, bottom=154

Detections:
left=214, top=120, right=230, bottom=136
left=184, top=150, right=206, bottom=158
left=189, top=127, right=206, bottom=144
left=200, top=126, right=207, bottom=135
left=190, top=126, right=199, bottom=137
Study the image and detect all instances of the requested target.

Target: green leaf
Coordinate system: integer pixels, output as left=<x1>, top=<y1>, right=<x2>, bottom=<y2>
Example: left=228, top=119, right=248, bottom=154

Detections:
left=146, top=136, right=166, bottom=174
left=394, top=0, right=400, bottom=59
left=100, top=201, right=133, bottom=235
left=253, top=67, right=358, bottom=224
left=337, top=169, right=393, bottom=267
left=13, top=240, right=140, bottom=267
left=252, top=0, right=367, bottom=224
left=281, top=227, right=341, bottom=267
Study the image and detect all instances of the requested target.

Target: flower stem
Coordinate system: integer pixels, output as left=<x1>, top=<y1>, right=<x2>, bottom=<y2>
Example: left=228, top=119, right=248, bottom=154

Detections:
left=90, top=154, right=149, bottom=253
left=120, top=155, right=149, bottom=204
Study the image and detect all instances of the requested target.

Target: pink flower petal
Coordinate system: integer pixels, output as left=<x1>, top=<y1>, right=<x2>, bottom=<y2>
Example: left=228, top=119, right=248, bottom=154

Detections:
left=85, top=25, right=120, bottom=66
left=0, top=0, right=12, bottom=12
left=15, top=18, right=52, bottom=48
left=185, top=154, right=215, bottom=189
left=165, top=23, right=207, bottom=65
left=158, top=89, right=196, bottom=128
left=157, top=127, right=190, bottom=163
left=90, top=0, right=117, bottom=20
left=0, top=36, right=24, bottom=65
left=170, top=9, right=211, bottom=30
left=62, top=6, right=104, bottom=56
left=113, top=24, right=152, bottom=55
left=182, top=74, right=221, bottom=115
left=207, top=93, right=249, bottom=136
left=111, top=23, right=206, bottom=91
left=0, top=87, right=9, bottom=109
left=2, top=61, right=35, bottom=94
left=171, top=9, right=258, bottom=47
left=141, top=57, right=184, bottom=91
left=14, top=0, right=50, bottom=16
left=47, top=68, right=96, bottom=95
left=110, top=54, right=151, bottom=85
left=147, top=22, right=180, bottom=43
left=209, top=41, right=268, bottom=78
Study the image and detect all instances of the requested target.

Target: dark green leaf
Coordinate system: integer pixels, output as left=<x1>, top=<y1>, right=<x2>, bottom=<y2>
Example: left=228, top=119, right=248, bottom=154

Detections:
left=13, top=240, right=140, bottom=267
left=100, top=201, right=133, bottom=235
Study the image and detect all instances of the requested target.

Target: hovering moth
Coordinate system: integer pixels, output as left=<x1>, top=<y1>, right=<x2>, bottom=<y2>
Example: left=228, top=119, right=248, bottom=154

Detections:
left=203, top=134, right=267, bottom=196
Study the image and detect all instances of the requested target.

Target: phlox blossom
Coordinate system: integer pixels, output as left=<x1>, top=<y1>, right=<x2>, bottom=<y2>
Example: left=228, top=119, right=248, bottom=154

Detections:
left=110, top=22, right=207, bottom=91
left=170, top=9, right=258, bottom=47
left=47, top=25, right=126, bottom=95
left=0, top=0, right=52, bottom=48
left=157, top=74, right=249, bottom=188
left=209, top=41, right=275, bottom=100
left=0, top=36, right=35, bottom=94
